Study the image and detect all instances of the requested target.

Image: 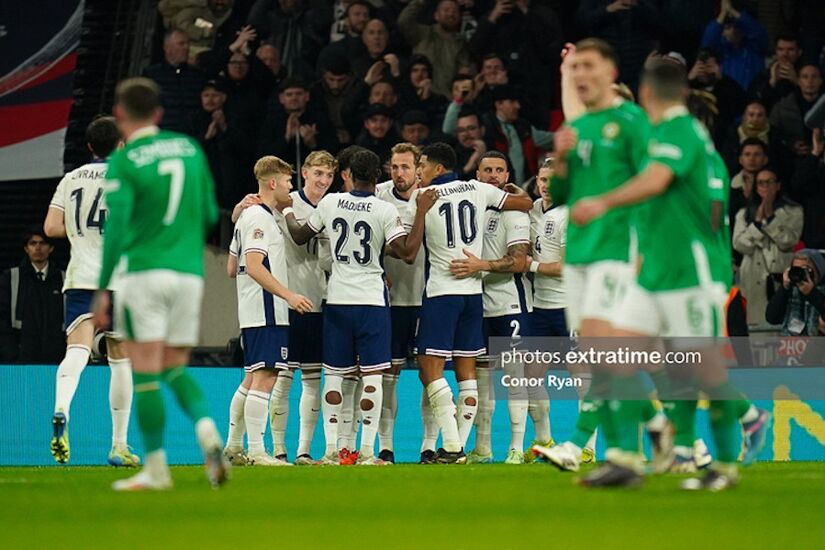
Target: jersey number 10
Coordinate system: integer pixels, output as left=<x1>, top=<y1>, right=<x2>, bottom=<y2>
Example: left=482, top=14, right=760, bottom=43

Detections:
left=438, top=200, right=477, bottom=248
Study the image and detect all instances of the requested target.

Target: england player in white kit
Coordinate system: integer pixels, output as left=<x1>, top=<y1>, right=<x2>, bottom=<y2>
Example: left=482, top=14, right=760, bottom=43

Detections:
left=407, top=143, right=533, bottom=463
left=375, top=143, right=426, bottom=464
left=44, top=116, right=139, bottom=467
left=282, top=149, right=431, bottom=465
left=224, top=156, right=313, bottom=466
left=449, top=151, right=534, bottom=464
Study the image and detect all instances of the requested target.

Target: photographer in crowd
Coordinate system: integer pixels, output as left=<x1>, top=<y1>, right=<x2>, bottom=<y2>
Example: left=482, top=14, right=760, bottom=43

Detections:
left=765, top=249, right=825, bottom=336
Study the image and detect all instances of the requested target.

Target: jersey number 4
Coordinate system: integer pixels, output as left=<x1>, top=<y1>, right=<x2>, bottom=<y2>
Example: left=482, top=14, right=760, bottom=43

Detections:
left=332, top=218, right=372, bottom=265
left=70, top=188, right=106, bottom=236
left=438, top=200, right=477, bottom=248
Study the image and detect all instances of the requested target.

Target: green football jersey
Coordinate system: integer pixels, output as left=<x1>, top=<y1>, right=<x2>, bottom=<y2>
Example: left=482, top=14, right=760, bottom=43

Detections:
left=99, top=127, right=219, bottom=288
left=635, top=107, right=730, bottom=292
left=551, top=99, right=650, bottom=265
left=708, top=149, right=733, bottom=290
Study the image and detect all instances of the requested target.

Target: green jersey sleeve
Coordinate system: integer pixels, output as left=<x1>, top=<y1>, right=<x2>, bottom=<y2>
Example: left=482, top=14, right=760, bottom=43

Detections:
left=708, top=150, right=730, bottom=203
left=549, top=172, right=570, bottom=206
left=99, top=153, right=135, bottom=288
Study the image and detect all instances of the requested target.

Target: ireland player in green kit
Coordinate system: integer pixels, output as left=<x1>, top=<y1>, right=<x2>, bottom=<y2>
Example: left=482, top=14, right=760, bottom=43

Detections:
left=572, top=61, right=749, bottom=490
left=93, top=78, right=229, bottom=490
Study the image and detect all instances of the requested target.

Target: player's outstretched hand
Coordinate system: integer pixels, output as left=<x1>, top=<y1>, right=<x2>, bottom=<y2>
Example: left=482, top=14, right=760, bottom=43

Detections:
left=503, top=183, right=526, bottom=195
left=571, top=197, right=608, bottom=225
left=416, top=188, right=439, bottom=212
left=560, top=42, right=576, bottom=72
left=91, top=291, right=111, bottom=331
left=450, top=249, right=485, bottom=279
left=288, top=293, right=314, bottom=314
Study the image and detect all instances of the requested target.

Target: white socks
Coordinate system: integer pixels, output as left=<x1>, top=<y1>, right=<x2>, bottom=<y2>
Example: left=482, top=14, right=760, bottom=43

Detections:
left=528, top=399, right=552, bottom=442
left=741, top=404, right=759, bottom=424
left=378, top=373, right=399, bottom=452
left=54, top=345, right=91, bottom=420
left=245, top=390, right=270, bottom=455
left=144, top=449, right=170, bottom=480
left=270, top=371, right=293, bottom=456
left=297, top=370, right=321, bottom=457
left=339, top=375, right=359, bottom=450
left=227, top=385, right=248, bottom=448
left=475, top=368, right=495, bottom=455
left=358, top=374, right=384, bottom=458
left=456, top=379, right=478, bottom=448
left=427, top=378, right=460, bottom=452
left=420, top=389, right=439, bottom=453
left=322, top=373, right=344, bottom=455
left=195, top=417, right=223, bottom=453
left=108, top=357, right=133, bottom=447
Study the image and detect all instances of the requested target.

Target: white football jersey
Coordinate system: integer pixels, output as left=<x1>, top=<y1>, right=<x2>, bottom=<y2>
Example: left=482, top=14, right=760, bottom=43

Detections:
left=276, top=190, right=329, bottom=312
left=230, top=204, right=290, bottom=328
left=376, top=181, right=425, bottom=307
left=481, top=208, right=533, bottom=317
left=404, top=178, right=507, bottom=297
left=530, top=199, right=567, bottom=309
left=307, top=190, right=406, bottom=306
left=50, top=161, right=110, bottom=291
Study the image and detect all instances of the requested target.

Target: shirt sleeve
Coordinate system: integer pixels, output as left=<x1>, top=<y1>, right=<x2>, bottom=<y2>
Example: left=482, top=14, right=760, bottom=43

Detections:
left=708, top=152, right=730, bottom=202
left=383, top=203, right=407, bottom=244
left=627, top=114, right=652, bottom=172
left=240, top=210, right=271, bottom=257
left=49, top=175, right=68, bottom=211
left=99, top=155, right=134, bottom=289
left=505, top=212, right=531, bottom=248
left=229, top=225, right=240, bottom=257
left=481, top=181, right=508, bottom=210
left=306, top=196, right=326, bottom=232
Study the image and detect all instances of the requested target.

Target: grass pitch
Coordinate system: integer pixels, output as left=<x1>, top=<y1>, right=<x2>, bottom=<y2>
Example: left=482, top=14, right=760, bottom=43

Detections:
left=2, top=462, right=824, bottom=549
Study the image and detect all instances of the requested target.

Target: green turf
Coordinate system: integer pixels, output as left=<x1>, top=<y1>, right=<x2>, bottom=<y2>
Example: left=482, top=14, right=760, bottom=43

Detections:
left=3, top=463, right=824, bottom=549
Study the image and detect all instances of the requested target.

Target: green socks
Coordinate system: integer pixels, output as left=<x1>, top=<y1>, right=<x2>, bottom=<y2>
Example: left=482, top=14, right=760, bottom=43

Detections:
left=612, top=374, right=649, bottom=453
left=707, top=382, right=742, bottom=463
left=570, top=400, right=601, bottom=449
left=162, top=365, right=210, bottom=422
left=133, top=372, right=165, bottom=453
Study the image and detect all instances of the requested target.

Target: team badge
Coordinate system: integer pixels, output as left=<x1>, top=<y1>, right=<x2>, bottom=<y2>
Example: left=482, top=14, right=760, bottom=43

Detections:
left=486, top=218, right=498, bottom=233
left=281, top=347, right=289, bottom=360
left=544, top=220, right=555, bottom=238
left=395, top=216, right=403, bottom=227
left=253, top=228, right=264, bottom=239
left=602, top=122, right=620, bottom=139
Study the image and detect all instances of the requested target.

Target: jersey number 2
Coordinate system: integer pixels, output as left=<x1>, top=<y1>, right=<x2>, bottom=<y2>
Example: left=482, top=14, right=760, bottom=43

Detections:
left=158, top=159, right=184, bottom=225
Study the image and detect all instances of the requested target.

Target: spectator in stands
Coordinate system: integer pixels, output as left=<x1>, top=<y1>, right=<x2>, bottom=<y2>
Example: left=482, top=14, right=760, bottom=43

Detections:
left=748, top=34, right=804, bottom=112
left=688, top=47, right=747, bottom=147
left=350, top=19, right=398, bottom=81
left=398, top=0, right=473, bottom=97
left=730, top=138, right=770, bottom=231
left=399, top=109, right=431, bottom=146
left=397, top=54, right=448, bottom=126
left=452, top=107, right=487, bottom=180
left=733, top=167, right=804, bottom=325
left=159, top=0, right=246, bottom=62
left=311, top=57, right=355, bottom=146
left=196, top=23, right=258, bottom=77
left=576, top=0, right=661, bottom=92
left=255, top=42, right=286, bottom=90
left=473, top=53, right=510, bottom=116
left=700, top=0, right=769, bottom=90
left=469, top=0, right=563, bottom=121
left=342, top=74, right=399, bottom=139
left=790, top=129, right=825, bottom=249
left=318, top=0, right=371, bottom=70
left=483, top=84, right=552, bottom=185
left=766, top=249, right=825, bottom=336
left=143, top=28, right=206, bottom=132
left=257, top=76, right=336, bottom=166
left=246, top=0, right=332, bottom=82
left=770, top=63, right=823, bottom=166
left=355, top=103, right=399, bottom=168
left=721, top=100, right=779, bottom=174
left=0, top=228, right=65, bottom=364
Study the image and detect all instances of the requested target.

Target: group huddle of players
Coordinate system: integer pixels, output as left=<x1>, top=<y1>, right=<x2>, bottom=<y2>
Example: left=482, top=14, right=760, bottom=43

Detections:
left=46, top=37, right=771, bottom=491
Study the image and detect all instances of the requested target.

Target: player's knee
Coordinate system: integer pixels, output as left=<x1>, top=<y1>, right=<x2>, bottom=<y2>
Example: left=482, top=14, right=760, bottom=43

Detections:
left=325, top=390, right=342, bottom=405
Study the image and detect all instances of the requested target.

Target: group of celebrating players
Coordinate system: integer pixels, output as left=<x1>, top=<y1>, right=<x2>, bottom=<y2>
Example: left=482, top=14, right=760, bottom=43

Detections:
left=45, top=37, right=771, bottom=491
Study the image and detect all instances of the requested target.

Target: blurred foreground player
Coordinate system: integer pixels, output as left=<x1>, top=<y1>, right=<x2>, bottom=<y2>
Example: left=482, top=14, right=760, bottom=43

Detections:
left=94, top=77, right=228, bottom=490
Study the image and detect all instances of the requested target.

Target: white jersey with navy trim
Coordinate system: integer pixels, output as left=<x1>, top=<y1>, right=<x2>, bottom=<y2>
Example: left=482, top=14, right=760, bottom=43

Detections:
left=50, top=161, right=110, bottom=291
left=530, top=199, right=568, bottom=309
left=376, top=180, right=425, bottom=307
left=403, top=176, right=507, bottom=298
left=481, top=208, right=533, bottom=317
left=230, top=204, right=290, bottom=328
left=277, top=189, right=328, bottom=312
left=307, top=190, right=406, bottom=306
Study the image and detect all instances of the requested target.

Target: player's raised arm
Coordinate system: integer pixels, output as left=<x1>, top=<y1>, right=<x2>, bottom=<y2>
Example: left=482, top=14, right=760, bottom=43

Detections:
left=231, top=193, right=263, bottom=223
left=560, top=42, right=586, bottom=121
left=280, top=194, right=320, bottom=245
left=499, top=183, right=533, bottom=212
left=388, top=187, right=438, bottom=264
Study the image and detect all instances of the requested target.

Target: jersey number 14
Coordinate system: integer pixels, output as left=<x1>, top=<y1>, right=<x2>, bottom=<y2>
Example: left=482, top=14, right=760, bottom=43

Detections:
left=70, top=188, right=106, bottom=236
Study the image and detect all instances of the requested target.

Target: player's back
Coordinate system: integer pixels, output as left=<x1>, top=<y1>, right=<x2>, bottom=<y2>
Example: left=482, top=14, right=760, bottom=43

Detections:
left=411, top=178, right=506, bottom=297
left=557, top=100, right=650, bottom=265
left=105, top=128, right=218, bottom=277
left=376, top=181, right=425, bottom=307
left=51, top=161, right=109, bottom=291
left=310, top=190, right=405, bottom=306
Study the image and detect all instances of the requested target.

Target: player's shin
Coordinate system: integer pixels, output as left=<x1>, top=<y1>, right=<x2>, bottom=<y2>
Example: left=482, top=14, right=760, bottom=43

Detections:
left=297, top=369, right=321, bottom=457
left=474, top=366, right=495, bottom=455
left=505, top=361, right=528, bottom=452
left=270, top=370, right=293, bottom=457
left=456, top=379, right=479, bottom=447
left=162, top=365, right=210, bottom=422
left=427, top=378, right=461, bottom=452
left=108, top=357, right=133, bottom=447
left=420, top=389, right=439, bottom=453
left=54, top=345, right=91, bottom=419
left=359, top=373, right=384, bottom=458
left=378, top=372, right=399, bottom=452
left=322, top=372, right=344, bottom=456
left=338, top=375, right=358, bottom=450
left=133, top=372, right=167, bottom=476
left=227, top=384, right=249, bottom=449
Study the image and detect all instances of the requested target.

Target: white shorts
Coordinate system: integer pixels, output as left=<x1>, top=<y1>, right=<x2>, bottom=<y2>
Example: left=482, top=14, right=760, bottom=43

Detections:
left=614, top=282, right=726, bottom=338
left=116, top=270, right=204, bottom=347
left=563, top=261, right=635, bottom=332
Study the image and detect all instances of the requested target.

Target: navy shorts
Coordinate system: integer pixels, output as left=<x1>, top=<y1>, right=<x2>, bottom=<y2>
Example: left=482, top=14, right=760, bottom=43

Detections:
left=323, top=304, right=391, bottom=374
left=288, top=310, right=323, bottom=368
left=64, top=289, right=114, bottom=335
left=391, top=306, right=419, bottom=365
left=481, top=312, right=532, bottom=363
left=416, top=294, right=484, bottom=359
left=241, top=325, right=289, bottom=372
left=532, top=307, right=569, bottom=337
